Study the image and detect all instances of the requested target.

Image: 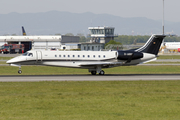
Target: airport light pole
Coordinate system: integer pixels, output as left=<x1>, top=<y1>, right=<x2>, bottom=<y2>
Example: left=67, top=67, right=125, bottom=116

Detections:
left=162, top=0, right=165, bottom=35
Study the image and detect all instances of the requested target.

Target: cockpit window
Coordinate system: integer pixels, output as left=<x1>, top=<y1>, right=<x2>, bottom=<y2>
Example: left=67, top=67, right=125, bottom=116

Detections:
left=22, top=52, right=28, bottom=56
left=28, top=53, right=33, bottom=57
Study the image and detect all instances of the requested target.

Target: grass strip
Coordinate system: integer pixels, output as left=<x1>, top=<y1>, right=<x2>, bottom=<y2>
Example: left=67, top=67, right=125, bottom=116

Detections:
left=157, top=55, right=180, bottom=59
left=0, top=81, right=180, bottom=120
left=0, top=57, right=13, bottom=60
left=0, top=65, right=180, bottom=75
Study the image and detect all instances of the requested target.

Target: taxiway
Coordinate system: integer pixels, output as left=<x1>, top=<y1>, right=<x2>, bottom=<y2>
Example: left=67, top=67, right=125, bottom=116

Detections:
left=0, top=74, right=180, bottom=82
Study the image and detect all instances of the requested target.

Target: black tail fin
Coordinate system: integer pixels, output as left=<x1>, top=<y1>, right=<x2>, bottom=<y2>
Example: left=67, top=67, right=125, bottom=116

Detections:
left=22, top=26, right=26, bottom=36
left=135, top=35, right=166, bottom=55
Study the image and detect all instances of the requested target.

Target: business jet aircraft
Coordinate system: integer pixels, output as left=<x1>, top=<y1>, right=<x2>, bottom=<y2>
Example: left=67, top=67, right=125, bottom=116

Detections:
left=6, top=34, right=165, bottom=75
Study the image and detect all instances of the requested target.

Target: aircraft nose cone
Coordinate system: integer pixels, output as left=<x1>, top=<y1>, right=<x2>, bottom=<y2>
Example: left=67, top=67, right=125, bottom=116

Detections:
left=6, top=59, right=12, bottom=64
left=6, top=56, right=24, bottom=64
left=6, top=57, right=19, bottom=64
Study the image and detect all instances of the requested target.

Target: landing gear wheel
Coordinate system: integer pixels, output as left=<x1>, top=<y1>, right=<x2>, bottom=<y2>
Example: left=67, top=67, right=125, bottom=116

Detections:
left=99, top=70, right=105, bottom=75
left=91, top=71, right=96, bottom=75
left=18, top=70, right=22, bottom=74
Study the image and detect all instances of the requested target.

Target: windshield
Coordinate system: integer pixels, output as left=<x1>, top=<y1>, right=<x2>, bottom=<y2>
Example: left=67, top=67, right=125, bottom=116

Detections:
left=22, top=52, right=28, bottom=56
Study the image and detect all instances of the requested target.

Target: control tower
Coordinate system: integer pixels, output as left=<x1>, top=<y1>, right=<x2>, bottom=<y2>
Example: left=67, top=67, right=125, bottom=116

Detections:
left=88, top=27, right=117, bottom=43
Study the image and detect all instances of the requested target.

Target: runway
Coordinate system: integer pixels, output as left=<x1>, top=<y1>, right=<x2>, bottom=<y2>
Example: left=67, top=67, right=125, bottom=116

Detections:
left=0, top=74, right=180, bottom=82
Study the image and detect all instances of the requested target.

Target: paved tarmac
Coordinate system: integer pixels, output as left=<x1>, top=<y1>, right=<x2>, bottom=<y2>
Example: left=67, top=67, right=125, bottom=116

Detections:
left=0, top=54, right=21, bottom=57
left=0, top=74, right=180, bottom=82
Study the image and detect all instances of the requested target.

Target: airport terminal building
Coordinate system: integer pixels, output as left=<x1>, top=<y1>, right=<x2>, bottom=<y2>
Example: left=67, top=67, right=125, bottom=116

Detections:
left=0, top=35, right=80, bottom=52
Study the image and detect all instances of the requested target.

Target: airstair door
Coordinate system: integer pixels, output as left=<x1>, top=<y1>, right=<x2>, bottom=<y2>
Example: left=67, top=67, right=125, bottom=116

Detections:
left=36, top=51, right=42, bottom=63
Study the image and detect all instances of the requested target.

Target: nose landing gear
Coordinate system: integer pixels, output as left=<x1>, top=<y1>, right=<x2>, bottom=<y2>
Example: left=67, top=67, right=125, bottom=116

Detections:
left=18, top=66, right=22, bottom=74
left=9, top=64, right=22, bottom=74
left=18, top=70, right=22, bottom=74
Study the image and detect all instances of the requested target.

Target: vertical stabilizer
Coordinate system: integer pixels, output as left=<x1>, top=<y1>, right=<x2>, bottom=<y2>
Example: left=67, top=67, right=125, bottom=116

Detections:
left=135, top=35, right=166, bottom=55
left=22, top=26, right=26, bottom=36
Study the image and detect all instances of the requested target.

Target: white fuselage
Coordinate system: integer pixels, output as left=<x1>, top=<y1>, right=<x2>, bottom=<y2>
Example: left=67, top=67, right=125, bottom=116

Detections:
left=7, top=50, right=156, bottom=69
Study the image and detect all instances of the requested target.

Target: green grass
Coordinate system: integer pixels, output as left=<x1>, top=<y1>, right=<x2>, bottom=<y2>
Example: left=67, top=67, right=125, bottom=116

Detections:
left=0, top=61, right=6, bottom=64
left=158, top=55, right=180, bottom=59
left=146, top=62, right=180, bottom=64
left=0, top=65, right=180, bottom=75
left=0, top=57, right=13, bottom=60
left=0, top=81, right=180, bottom=120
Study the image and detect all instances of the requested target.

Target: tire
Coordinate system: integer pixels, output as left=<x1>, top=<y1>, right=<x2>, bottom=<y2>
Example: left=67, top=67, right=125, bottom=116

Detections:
left=99, top=70, right=105, bottom=75
left=91, top=71, right=96, bottom=75
left=18, top=70, right=22, bottom=74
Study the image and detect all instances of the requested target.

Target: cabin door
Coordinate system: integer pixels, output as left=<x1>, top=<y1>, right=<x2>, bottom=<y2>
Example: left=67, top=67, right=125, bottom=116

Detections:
left=36, top=51, right=42, bottom=63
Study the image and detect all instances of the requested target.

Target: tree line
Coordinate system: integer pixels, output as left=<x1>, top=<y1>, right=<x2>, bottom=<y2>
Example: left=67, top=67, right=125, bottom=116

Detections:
left=114, top=35, right=180, bottom=45
left=59, top=33, right=180, bottom=45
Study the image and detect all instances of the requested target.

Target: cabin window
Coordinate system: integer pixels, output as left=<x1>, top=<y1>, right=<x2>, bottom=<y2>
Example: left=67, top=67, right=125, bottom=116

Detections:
left=98, top=55, right=101, bottom=58
left=59, top=55, right=61, bottom=57
left=55, top=55, right=57, bottom=57
left=78, top=55, right=80, bottom=57
left=83, top=55, right=85, bottom=57
left=68, top=55, right=70, bottom=57
left=93, top=55, right=95, bottom=58
left=64, top=55, right=66, bottom=57
left=88, top=55, right=90, bottom=58
left=103, top=55, right=106, bottom=58
left=73, top=55, right=75, bottom=57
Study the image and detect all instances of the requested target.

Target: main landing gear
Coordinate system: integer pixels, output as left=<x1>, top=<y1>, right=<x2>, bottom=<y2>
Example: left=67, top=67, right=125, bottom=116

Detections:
left=90, top=70, right=105, bottom=75
left=99, top=70, right=105, bottom=75
left=89, top=66, right=105, bottom=75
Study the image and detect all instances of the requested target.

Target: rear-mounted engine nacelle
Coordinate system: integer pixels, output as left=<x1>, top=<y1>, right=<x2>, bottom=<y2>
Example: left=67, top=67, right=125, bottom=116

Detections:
left=117, top=51, right=143, bottom=60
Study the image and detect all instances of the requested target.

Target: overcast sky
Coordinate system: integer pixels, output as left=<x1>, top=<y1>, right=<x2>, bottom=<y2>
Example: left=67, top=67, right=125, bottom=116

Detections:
left=0, top=0, right=179, bottom=22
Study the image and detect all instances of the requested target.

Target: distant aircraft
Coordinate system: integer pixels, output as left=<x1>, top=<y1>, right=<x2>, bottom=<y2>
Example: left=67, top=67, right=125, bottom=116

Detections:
left=163, top=42, right=180, bottom=52
left=22, top=26, right=26, bottom=36
left=6, top=34, right=165, bottom=75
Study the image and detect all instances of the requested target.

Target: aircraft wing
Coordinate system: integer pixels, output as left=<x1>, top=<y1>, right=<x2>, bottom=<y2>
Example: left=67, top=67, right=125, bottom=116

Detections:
left=78, top=62, right=125, bottom=66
